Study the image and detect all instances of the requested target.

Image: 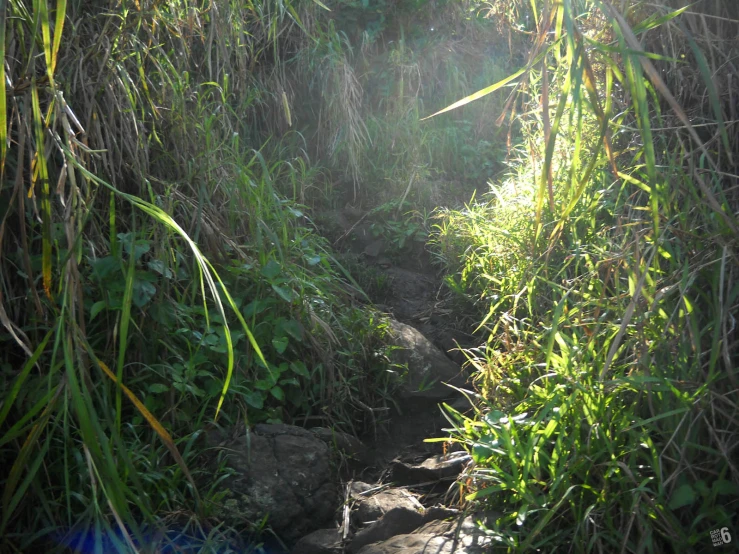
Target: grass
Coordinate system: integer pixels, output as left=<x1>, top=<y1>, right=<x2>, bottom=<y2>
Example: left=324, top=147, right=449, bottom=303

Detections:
left=1, top=0, right=737, bottom=551
left=427, top=0, right=739, bottom=551
left=0, top=0, right=397, bottom=551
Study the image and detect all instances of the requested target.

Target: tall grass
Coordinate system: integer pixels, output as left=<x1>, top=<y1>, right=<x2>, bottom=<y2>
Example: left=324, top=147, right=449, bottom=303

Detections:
left=0, top=1, right=396, bottom=551
left=430, top=0, right=738, bottom=550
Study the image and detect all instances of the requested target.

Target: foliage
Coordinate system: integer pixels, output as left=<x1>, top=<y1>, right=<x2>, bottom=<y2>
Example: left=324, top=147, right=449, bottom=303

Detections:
left=0, top=0, right=395, bottom=551
left=430, top=0, right=739, bottom=551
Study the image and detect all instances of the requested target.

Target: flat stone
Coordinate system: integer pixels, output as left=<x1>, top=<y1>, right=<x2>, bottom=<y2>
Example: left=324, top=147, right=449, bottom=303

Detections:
left=389, top=452, right=471, bottom=484
left=414, top=519, right=456, bottom=536
left=355, top=488, right=423, bottom=524
left=355, top=533, right=455, bottom=554
left=354, top=517, right=492, bottom=554
left=290, top=528, right=344, bottom=554
left=348, top=507, right=425, bottom=553
left=363, top=239, right=386, bottom=258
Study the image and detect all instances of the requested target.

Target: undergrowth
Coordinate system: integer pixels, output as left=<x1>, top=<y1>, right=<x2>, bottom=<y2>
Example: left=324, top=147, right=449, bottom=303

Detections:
left=431, top=0, right=739, bottom=551
left=0, top=0, right=396, bottom=551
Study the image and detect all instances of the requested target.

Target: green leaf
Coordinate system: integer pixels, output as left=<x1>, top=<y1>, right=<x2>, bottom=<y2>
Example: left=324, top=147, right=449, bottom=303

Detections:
left=270, top=386, right=285, bottom=401
left=91, top=256, right=120, bottom=280
left=669, top=484, right=697, bottom=510
left=260, top=259, right=282, bottom=280
left=271, top=284, right=295, bottom=302
left=281, top=319, right=304, bottom=341
left=118, top=233, right=151, bottom=260
left=290, top=361, right=310, bottom=377
left=132, top=280, right=157, bottom=308
left=243, top=298, right=272, bottom=319
left=90, top=301, right=107, bottom=321
left=147, top=260, right=173, bottom=279
left=712, top=480, right=739, bottom=496
left=272, top=336, right=289, bottom=354
left=148, top=384, right=169, bottom=394
left=244, top=391, right=264, bottom=410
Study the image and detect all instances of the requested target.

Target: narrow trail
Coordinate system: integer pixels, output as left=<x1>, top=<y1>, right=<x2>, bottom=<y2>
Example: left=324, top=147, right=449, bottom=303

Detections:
left=283, top=206, right=491, bottom=553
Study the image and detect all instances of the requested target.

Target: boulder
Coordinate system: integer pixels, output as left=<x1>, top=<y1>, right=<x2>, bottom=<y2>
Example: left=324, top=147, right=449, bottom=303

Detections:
left=310, top=426, right=369, bottom=463
left=388, top=320, right=466, bottom=401
left=205, top=424, right=337, bottom=541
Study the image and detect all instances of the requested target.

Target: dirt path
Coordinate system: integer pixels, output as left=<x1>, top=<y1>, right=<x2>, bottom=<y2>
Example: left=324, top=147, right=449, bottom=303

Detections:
left=285, top=207, right=492, bottom=553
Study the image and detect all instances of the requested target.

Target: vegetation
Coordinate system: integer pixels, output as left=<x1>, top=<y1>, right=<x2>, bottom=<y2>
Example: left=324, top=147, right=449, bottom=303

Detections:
left=0, top=0, right=736, bottom=552
left=431, top=0, right=739, bottom=551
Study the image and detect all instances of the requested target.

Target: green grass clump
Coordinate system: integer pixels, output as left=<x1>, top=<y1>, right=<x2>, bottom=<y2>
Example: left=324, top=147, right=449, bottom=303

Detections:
left=429, top=0, right=739, bottom=551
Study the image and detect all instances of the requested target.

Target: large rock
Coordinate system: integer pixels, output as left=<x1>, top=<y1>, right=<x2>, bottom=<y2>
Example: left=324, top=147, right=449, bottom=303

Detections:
left=205, top=424, right=337, bottom=541
left=310, top=426, right=369, bottom=463
left=388, top=320, right=466, bottom=401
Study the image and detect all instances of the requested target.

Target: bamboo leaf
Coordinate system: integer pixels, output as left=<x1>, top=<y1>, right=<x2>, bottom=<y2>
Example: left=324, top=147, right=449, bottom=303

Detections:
left=31, top=83, right=53, bottom=300
left=603, top=1, right=738, bottom=235
left=116, top=221, right=137, bottom=434
left=36, top=0, right=53, bottom=82
left=51, top=0, right=67, bottom=76
left=421, top=42, right=559, bottom=121
left=0, top=329, right=54, bottom=430
left=0, top=378, right=64, bottom=534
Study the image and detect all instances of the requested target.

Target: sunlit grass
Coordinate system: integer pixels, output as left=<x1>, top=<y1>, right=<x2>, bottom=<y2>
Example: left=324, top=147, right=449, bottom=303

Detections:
left=429, top=0, right=739, bottom=551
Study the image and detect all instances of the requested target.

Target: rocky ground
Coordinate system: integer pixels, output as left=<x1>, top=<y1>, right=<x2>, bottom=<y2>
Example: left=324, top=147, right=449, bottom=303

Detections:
left=205, top=205, right=490, bottom=553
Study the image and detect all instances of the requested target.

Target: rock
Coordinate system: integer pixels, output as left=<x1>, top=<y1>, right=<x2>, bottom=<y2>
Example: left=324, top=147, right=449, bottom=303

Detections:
left=290, top=528, right=344, bottom=554
left=355, top=488, right=423, bottom=524
left=355, top=534, right=455, bottom=554
left=310, top=427, right=368, bottom=462
left=362, top=239, right=386, bottom=258
left=348, top=507, right=425, bottom=553
left=436, top=330, right=468, bottom=366
left=354, top=517, right=492, bottom=554
left=388, top=320, right=466, bottom=402
left=205, top=424, right=337, bottom=541
left=349, top=481, right=375, bottom=497
left=389, top=452, right=471, bottom=484
left=414, top=519, right=456, bottom=536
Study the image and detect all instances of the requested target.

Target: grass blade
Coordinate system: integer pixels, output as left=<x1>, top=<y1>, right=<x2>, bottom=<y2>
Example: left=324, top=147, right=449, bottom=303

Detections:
left=93, top=357, right=202, bottom=507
